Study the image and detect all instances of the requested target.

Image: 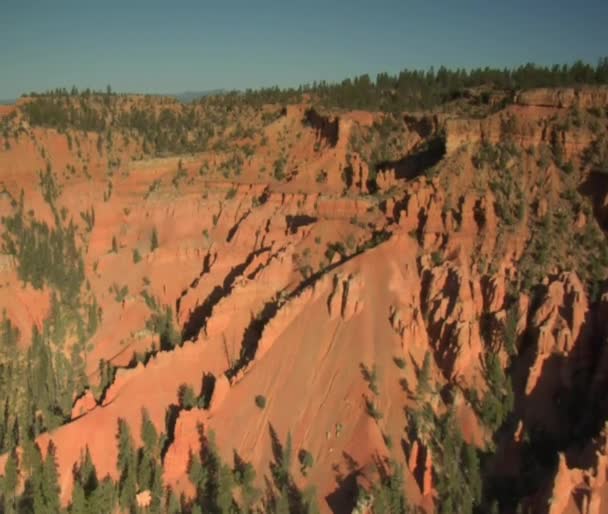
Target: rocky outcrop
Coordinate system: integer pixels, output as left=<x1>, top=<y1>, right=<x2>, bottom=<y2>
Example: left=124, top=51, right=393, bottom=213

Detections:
left=304, top=108, right=339, bottom=147
left=516, top=86, right=608, bottom=109
left=163, top=409, right=206, bottom=486
left=71, top=390, right=97, bottom=419
left=376, top=169, right=398, bottom=192
left=327, top=273, right=364, bottom=321
left=1, top=86, right=607, bottom=514
left=525, top=272, right=589, bottom=396
left=422, top=263, right=484, bottom=382
left=0, top=254, right=15, bottom=272
left=445, top=101, right=601, bottom=158
left=543, top=424, right=608, bottom=514
left=208, top=374, right=230, bottom=414
left=348, top=153, right=370, bottom=194
left=102, top=362, right=146, bottom=406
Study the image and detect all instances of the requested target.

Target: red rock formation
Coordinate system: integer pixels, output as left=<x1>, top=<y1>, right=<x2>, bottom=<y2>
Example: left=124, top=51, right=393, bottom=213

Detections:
left=0, top=86, right=607, bottom=514
left=516, top=86, right=608, bottom=109
left=71, top=390, right=97, bottom=419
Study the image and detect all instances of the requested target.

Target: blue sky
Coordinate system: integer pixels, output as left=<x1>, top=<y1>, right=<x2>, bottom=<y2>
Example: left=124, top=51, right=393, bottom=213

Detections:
left=0, top=0, right=607, bottom=99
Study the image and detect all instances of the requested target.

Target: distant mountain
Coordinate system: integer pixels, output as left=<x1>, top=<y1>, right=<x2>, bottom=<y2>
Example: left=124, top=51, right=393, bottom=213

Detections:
left=170, top=89, right=226, bottom=103
left=0, top=99, right=15, bottom=105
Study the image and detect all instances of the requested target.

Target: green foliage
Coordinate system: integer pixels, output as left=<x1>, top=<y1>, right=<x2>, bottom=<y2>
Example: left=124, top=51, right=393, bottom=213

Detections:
left=141, top=408, right=158, bottom=457
left=369, top=459, right=409, bottom=514
left=503, top=301, right=519, bottom=356
left=431, top=411, right=482, bottom=514
left=361, top=363, right=380, bottom=395
left=132, top=248, right=142, bottom=263
left=111, top=283, right=129, bottom=303
left=188, top=430, right=238, bottom=514
left=146, top=305, right=180, bottom=351
left=3, top=450, right=18, bottom=514
left=178, top=384, right=197, bottom=409
left=366, top=398, right=383, bottom=420
left=393, top=357, right=406, bottom=369
left=116, top=418, right=136, bottom=510
left=431, top=251, right=443, bottom=266
left=172, top=166, right=188, bottom=188
left=103, top=180, right=112, bottom=202
left=97, top=359, right=115, bottom=400
left=233, top=456, right=260, bottom=513
left=417, top=351, right=432, bottom=399
left=298, top=449, right=314, bottom=476
left=116, top=418, right=135, bottom=475
left=150, top=227, right=159, bottom=251
left=255, top=395, right=266, bottom=409
left=0, top=285, right=92, bottom=447
left=79, top=207, right=95, bottom=232
left=584, top=134, right=608, bottom=173
left=40, top=442, right=62, bottom=514
left=2, top=191, right=85, bottom=304
left=473, top=143, right=499, bottom=170
left=145, top=179, right=161, bottom=199
left=188, top=452, right=207, bottom=493
left=324, top=241, right=347, bottom=262
left=473, top=353, right=514, bottom=432
left=273, top=155, right=287, bottom=181
left=39, top=166, right=61, bottom=205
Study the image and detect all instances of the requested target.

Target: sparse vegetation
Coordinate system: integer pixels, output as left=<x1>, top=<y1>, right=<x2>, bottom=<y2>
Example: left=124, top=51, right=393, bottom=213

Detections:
left=1, top=56, right=608, bottom=514
left=111, top=283, right=129, bottom=303
left=298, top=449, right=314, bottom=476
left=393, top=357, right=406, bottom=369
left=150, top=227, right=159, bottom=251
left=255, top=395, right=266, bottom=409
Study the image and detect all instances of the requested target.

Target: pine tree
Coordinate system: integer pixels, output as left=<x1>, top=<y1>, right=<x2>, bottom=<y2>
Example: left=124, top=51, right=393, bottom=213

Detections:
left=166, top=489, right=181, bottom=514
left=88, top=477, right=116, bottom=513
left=141, top=408, right=158, bottom=457
left=302, top=486, right=321, bottom=514
left=217, top=462, right=235, bottom=514
left=116, top=418, right=135, bottom=473
left=150, top=461, right=164, bottom=514
left=79, top=446, right=98, bottom=495
left=117, top=418, right=136, bottom=510
left=41, top=441, right=61, bottom=514
left=371, top=460, right=408, bottom=514
left=417, top=351, right=432, bottom=398
left=119, top=464, right=137, bottom=510
left=179, top=384, right=197, bottom=409
left=281, top=431, right=292, bottom=481
left=70, top=481, right=87, bottom=514
left=463, top=444, right=482, bottom=506
left=3, top=450, right=18, bottom=514
left=275, top=487, right=290, bottom=514
left=188, top=452, right=207, bottom=492
left=137, top=452, right=153, bottom=491
left=21, top=437, right=42, bottom=477
left=238, top=461, right=259, bottom=512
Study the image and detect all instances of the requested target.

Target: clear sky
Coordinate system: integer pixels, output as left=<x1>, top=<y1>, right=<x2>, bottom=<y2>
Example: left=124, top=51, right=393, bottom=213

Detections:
left=1, top=0, right=607, bottom=99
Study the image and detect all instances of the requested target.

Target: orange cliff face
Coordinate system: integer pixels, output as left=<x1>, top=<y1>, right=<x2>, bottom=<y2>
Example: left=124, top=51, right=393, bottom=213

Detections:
left=0, top=87, right=607, bottom=513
